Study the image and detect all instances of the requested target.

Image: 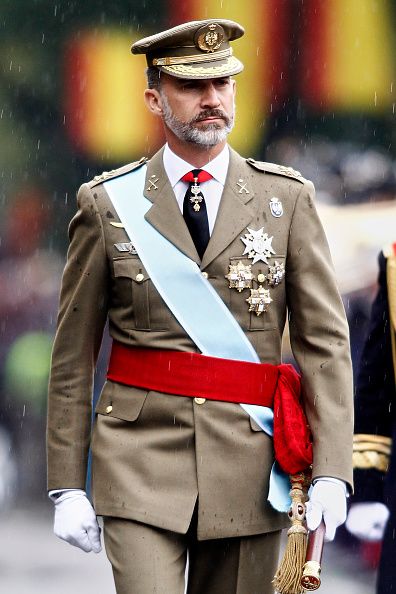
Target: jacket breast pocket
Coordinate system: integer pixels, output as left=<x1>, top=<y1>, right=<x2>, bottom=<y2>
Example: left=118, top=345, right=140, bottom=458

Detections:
left=113, top=257, right=171, bottom=331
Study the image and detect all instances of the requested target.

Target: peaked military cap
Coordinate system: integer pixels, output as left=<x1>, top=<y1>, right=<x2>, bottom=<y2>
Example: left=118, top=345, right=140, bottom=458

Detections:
left=131, top=19, right=244, bottom=80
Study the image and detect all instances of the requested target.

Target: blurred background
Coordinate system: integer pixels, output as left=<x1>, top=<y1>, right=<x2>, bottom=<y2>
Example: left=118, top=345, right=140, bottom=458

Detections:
left=1, top=0, right=395, bottom=591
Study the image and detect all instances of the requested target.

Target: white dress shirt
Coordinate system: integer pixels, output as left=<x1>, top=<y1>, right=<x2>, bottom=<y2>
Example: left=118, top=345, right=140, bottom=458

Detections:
left=163, top=143, right=229, bottom=235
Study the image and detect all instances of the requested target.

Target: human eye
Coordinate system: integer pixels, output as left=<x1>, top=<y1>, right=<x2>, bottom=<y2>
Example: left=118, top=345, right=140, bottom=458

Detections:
left=215, top=78, right=230, bottom=87
left=181, top=80, right=200, bottom=91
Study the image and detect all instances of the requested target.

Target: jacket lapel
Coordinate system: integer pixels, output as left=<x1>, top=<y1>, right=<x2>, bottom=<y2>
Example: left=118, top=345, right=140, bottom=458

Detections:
left=201, top=148, right=255, bottom=270
left=143, top=147, right=200, bottom=264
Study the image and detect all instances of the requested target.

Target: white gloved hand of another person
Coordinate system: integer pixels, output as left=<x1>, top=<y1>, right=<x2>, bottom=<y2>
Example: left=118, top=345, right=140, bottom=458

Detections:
left=53, top=489, right=102, bottom=553
left=346, top=502, right=389, bottom=542
left=305, top=479, right=347, bottom=541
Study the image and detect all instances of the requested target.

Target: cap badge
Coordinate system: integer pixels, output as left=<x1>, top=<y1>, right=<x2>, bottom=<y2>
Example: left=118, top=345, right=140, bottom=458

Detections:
left=240, top=227, right=276, bottom=265
left=225, top=261, right=255, bottom=292
left=269, top=197, right=283, bottom=217
left=195, top=23, right=225, bottom=53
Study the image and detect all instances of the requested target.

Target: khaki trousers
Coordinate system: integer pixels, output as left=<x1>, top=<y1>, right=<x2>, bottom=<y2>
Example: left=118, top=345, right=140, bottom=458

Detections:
left=103, top=515, right=281, bottom=594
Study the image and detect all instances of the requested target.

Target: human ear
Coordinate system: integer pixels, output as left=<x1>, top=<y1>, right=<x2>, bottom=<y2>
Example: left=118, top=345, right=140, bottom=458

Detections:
left=144, top=89, right=163, bottom=116
left=232, top=79, right=236, bottom=98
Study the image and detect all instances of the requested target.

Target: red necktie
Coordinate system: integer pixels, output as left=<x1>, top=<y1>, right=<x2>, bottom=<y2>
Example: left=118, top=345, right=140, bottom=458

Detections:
left=181, top=169, right=212, bottom=259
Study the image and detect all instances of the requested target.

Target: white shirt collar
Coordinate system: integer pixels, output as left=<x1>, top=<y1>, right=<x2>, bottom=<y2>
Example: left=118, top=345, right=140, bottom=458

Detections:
left=163, top=143, right=229, bottom=188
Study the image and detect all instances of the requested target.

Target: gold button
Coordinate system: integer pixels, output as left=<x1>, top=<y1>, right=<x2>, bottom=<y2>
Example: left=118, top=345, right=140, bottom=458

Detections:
left=257, top=273, right=266, bottom=283
left=201, top=272, right=208, bottom=279
left=194, top=397, right=206, bottom=405
left=135, top=273, right=144, bottom=282
left=105, top=405, right=113, bottom=414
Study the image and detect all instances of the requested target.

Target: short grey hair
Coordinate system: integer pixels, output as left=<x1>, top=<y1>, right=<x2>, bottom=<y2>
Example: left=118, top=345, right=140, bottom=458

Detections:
left=146, top=67, right=162, bottom=90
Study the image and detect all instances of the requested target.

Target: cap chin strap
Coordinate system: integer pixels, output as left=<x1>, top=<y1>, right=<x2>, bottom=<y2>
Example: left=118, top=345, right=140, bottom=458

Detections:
left=152, top=47, right=232, bottom=67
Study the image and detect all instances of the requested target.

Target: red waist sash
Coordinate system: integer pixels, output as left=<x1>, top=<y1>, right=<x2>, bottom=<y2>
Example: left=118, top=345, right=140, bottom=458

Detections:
left=107, top=342, right=313, bottom=474
left=108, top=341, right=279, bottom=407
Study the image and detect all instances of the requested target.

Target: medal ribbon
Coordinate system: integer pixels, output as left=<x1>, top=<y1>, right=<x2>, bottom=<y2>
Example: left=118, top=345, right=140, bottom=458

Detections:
left=103, top=165, right=290, bottom=511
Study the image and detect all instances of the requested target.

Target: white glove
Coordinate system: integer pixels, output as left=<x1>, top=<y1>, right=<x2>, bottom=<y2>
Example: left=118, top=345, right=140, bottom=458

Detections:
left=346, top=502, right=389, bottom=541
left=305, top=479, right=347, bottom=541
left=53, top=489, right=102, bottom=553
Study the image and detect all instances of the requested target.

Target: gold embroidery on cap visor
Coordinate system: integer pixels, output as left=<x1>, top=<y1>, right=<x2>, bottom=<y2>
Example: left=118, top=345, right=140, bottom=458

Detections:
left=158, top=55, right=243, bottom=79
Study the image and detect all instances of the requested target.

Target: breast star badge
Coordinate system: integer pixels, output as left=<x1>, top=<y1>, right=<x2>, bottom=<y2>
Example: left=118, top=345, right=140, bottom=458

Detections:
left=225, top=261, right=255, bottom=292
left=240, top=227, right=276, bottom=264
left=246, top=286, right=272, bottom=316
left=267, top=261, right=285, bottom=286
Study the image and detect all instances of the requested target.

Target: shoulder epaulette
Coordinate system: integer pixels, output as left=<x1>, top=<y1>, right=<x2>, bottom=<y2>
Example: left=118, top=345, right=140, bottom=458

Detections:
left=382, top=242, right=396, bottom=259
left=88, top=157, right=148, bottom=188
left=352, top=433, right=391, bottom=473
left=246, top=158, right=306, bottom=184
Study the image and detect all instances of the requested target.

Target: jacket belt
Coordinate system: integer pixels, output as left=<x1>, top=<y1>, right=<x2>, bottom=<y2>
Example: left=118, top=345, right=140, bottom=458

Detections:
left=107, top=341, right=279, bottom=407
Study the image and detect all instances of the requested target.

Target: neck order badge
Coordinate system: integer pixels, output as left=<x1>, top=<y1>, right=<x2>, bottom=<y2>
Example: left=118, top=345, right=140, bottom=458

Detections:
left=182, top=169, right=212, bottom=259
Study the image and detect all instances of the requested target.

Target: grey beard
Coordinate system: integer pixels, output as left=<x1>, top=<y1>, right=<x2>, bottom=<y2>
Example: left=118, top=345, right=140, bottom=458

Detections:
left=160, top=92, right=234, bottom=147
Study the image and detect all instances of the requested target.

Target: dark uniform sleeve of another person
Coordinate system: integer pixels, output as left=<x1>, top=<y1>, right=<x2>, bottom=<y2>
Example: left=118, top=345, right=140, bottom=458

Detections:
left=353, top=251, right=395, bottom=503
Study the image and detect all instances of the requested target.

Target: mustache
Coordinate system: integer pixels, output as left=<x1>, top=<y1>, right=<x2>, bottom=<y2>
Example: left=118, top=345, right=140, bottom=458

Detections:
left=192, top=109, right=229, bottom=124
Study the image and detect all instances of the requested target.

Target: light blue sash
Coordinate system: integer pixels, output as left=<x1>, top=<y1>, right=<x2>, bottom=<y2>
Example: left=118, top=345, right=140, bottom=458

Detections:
left=103, top=166, right=290, bottom=511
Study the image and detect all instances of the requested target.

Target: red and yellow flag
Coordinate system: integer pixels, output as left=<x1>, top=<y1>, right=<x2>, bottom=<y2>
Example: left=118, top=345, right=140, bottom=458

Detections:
left=300, top=0, right=395, bottom=111
left=64, top=30, right=163, bottom=161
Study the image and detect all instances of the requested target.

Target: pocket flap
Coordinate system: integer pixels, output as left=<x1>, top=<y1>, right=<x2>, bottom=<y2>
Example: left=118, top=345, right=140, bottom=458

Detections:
left=95, top=380, right=148, bottom=421
left=113, top=258, right=149, bottom=281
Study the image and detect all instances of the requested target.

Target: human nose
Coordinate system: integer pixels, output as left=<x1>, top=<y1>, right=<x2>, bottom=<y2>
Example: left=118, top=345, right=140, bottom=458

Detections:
left=200, top=84, right=221, bottom=108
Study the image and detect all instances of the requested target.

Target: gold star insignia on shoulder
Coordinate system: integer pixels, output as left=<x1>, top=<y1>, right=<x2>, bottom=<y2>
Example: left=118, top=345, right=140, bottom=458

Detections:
left=278, top=165, right=302, bottom=179
left=225, top=261, right=255, bottom=292
left=93, top=169, right=117, bottom=183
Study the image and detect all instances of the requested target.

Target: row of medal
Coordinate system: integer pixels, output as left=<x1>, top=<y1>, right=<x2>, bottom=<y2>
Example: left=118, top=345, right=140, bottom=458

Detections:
left=225, top=227, right=285, bottom=316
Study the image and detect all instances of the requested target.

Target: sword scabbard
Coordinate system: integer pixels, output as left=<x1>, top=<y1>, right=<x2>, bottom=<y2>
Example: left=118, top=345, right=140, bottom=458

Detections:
left=301, top=521, right=325, bottom=590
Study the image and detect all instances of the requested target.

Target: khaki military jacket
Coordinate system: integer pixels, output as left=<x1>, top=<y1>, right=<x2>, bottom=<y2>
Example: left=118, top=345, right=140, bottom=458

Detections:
left=47, top=146, right=353, bottom=540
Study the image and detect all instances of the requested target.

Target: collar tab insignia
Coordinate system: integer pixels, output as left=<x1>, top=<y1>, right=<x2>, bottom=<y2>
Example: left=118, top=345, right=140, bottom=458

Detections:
left=237, top=178, right=250, bottom=194
left=147, top=175, right=159, bottom=191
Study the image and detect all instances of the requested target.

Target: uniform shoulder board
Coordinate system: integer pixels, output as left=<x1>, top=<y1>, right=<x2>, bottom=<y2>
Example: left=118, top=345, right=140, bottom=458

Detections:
left=246, top=158, right=306, bottom=184
left=383, top=242, right=396, bottom=259
left=88, top=157, right=148, bottom=188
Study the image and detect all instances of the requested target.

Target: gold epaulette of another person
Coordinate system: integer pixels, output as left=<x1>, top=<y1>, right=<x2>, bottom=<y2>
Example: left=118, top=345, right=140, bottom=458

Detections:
left=352, top=434, right=392, bottom=473
left=88, top=157, right=148, bottom=188
left=246, top=158, right=306, bottom=183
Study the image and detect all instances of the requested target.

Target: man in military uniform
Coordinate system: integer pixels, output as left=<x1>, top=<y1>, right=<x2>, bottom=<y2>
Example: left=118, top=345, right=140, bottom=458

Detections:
left=346, top=246, right=396, bottom=593
left=47, top=19, right=353, bottom=594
